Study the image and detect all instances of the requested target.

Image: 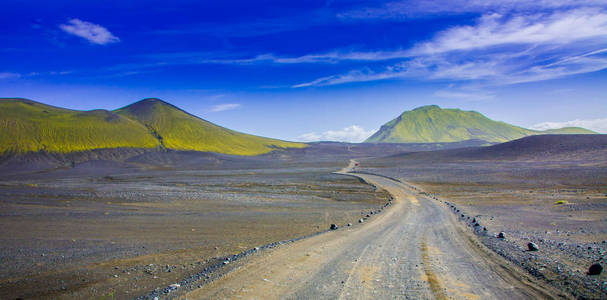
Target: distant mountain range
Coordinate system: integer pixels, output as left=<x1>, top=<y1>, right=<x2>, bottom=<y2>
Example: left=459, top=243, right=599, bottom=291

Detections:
left=0, top=99, right=598, bottom=156
left=365, top=105, right=596, bottom=143
left=0, top=98, right=305, bottom=155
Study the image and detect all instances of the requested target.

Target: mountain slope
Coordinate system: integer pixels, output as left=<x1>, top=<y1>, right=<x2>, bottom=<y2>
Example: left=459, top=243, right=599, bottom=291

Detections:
left=0, top=98, right=305, bottom=155
left=365, top=105, right=596, bottom=143
left=0, top=98, right=160, bottom=153
left=114, top=98, right=306, bottom=155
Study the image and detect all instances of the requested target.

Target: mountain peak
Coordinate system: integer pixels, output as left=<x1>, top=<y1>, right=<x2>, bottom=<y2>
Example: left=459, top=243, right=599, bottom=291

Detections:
left=366, top=106, right=595, bottom=143
left=412, top=104, right=441, bottom=111
left=1, top=98, right=305, bottom=155
left=121, top=98, right=173, bottom=109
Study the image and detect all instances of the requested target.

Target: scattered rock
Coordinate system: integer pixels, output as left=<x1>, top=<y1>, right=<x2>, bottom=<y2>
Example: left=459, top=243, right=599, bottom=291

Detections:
left=330, top=224, right=338, bottom=230
left=222, top=260, right=229, bottom=265
left=589, top=263, right=603, bottom=275
left=528, top=242, right=539, bottom=251
left=498, top=232, right=506, bottom=239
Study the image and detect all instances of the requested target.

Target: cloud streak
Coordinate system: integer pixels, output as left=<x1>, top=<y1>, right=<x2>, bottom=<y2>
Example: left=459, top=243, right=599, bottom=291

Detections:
left=531, top=118, right=607, bottom=133
left=297, top=125, right=375, bottom=143
left=210, top=103, right=241, bottom=112
left=0, top=72, right=20, bottom=79
left=60, top=19, right=120, bottom=45
left=338, top=0, right=607, bottom=20
left=296, top=8, right=607, bottom=87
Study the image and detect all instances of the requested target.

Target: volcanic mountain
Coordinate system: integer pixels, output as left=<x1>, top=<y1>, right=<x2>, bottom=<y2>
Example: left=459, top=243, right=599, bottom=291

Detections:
left=365, top=105, right=596, bottom=143
left=0, top=98, right=305, bottom=155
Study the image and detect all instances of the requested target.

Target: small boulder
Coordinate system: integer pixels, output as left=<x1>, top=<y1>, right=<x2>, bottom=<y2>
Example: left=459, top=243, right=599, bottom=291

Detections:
left=347, top=223, right=352, bottom=227
left=528, top=242, right=539, bottom=251
left=497, top=232, right=506, bottom=239
left=358, top=219, right=364, bottom=223
left=330, top=224, right=338, bottom=230
left=589, top=263, right=603, bottom=275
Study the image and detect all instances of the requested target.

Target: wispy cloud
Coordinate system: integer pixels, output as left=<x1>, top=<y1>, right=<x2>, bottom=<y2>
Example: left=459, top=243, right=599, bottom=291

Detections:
left=409, top=10, right=607, bottom=55
left=338, top=0, right=607, bottom=20
left=60, top=19, right=120, bottom=45
left=297, top=125, right=375, bottom=143
left=531, top=118, right=607, bottom=133
left=0, top=72, right=21, bottom=79
left=141, top=49, right=409, bottom=66
left=0, top=71, right=72, bottom=80
left=296, top=8, right=607, bottom=87
left=210, top=103, right=241, bottom=112
left=433, top=88, right=495, bottom=101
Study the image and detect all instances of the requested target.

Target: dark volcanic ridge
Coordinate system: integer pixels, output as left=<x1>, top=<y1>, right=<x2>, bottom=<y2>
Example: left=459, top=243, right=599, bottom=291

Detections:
left=384, top=134, right=607, bottom=162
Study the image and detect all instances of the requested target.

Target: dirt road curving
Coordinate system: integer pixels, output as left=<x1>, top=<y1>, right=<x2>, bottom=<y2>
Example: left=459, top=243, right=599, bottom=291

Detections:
left=185, top=161, right=559, bottom=299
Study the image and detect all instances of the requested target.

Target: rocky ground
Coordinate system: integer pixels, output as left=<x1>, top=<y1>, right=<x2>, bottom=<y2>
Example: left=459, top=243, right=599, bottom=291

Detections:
left=0, top=159, right=389, bottom=299
left=362, top=149, right=607, bottom=299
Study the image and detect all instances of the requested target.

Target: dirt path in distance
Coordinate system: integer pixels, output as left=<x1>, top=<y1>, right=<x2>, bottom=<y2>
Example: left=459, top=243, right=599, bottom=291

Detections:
left=185, top=161, right=561, bottom=299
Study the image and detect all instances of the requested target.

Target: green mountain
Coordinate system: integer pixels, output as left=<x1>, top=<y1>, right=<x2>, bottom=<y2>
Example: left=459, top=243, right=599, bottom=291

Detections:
left=114, top=98, right=305, bottom=155
left=0, top=98, right=305, bottom=155
left=365, top=105, right=596, bottom=143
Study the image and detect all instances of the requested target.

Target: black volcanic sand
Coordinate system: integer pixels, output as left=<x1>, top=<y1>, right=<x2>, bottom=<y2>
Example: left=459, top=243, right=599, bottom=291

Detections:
left=0, top=155, right=391, bottom=299
left=362, top=135, right=607, bottom=299
left=1, top=136, right=603, bottom=299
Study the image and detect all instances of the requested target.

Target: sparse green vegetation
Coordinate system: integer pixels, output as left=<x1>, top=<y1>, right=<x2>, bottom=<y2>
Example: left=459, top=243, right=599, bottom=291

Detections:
left=0, top=98, right=160, bottom=153
left=0, top=98, right=306, bottom=156
left=554, top=200, right=569, bottom=205
left=365, top=105, right=596, bottom=143
left=115, top=98, right=305, bottom=155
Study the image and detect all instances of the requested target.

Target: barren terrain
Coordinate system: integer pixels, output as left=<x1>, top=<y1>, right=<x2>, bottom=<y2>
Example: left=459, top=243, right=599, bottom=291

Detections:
left=182, top=162, right=557, bottom=299
left=0, top=158, right=388, bottom=299
left=362, top=135, right=607, bottom=299
left=0, top=135, right=604, bottom=299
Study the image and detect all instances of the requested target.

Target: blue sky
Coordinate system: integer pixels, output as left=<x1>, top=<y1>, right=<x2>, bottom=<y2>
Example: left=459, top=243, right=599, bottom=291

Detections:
left=2, top=0, right=607, bottom=141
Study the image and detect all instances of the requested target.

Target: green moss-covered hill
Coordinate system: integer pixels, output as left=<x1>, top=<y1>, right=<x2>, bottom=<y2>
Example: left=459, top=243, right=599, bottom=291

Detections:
left=114, top=98, right=305, bottom=155
left=365, top=105, right=596, bottom=143
left=0, top=98, right=306, bottom=155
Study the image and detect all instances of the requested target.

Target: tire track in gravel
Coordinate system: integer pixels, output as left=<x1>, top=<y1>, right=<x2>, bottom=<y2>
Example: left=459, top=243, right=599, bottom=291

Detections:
left=183, top=160, right=558, bottom=299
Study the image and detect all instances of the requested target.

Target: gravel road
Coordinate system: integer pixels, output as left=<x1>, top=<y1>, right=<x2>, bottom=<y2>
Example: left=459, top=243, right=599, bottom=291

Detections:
left=185, top=161, right=559, bottom=299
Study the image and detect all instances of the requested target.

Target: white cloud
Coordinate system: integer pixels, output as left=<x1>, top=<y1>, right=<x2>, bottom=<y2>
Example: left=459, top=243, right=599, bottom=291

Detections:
left=295, top=8, right=607, bottom=87
left=60, top=19, right=120, bottom=45
left=339, top=0, right=607, bottom=20
left=410, top=10, right=607, bottom=55
left=433, top=89, right=495, bottom=101
left=531, top=118, right=607, bottom=133
left=297, top=125, right=376, bottom=143
left=293, top=68, right=404, bottom=87
left=0, top=72, right=20, bottom=79
left=210, top=103, right=241, bottom=112
left=143, top=49, right=410, bottom=66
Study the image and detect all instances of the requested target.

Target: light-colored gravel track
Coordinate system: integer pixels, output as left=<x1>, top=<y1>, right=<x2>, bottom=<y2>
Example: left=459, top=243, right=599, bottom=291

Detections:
left=185, top=161, right=557, bottom=299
